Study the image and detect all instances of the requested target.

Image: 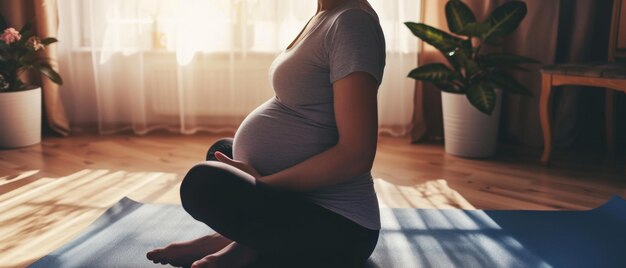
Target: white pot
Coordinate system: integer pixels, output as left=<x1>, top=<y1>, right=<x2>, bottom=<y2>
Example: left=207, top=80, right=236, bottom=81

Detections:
left=441, top=90, right=502, bottom=158
left=0, top=87, right=42, bottom=148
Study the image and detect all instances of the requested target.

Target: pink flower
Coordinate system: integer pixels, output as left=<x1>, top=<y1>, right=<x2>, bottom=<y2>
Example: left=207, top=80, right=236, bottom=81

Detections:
left=0, top=28, right=21, bottom=44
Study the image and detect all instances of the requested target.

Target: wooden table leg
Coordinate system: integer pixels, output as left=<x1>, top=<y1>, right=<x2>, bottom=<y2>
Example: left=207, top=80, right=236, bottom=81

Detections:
left=540, top=73, right=553, bottom=165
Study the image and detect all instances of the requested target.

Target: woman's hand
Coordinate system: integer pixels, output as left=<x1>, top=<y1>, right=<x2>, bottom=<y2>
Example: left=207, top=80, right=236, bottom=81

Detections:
left=214, top=151, right=262, bottom=179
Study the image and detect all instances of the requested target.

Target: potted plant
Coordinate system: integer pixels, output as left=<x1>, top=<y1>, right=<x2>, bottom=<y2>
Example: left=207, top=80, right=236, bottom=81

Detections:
left=405, top=0, right=539, bottom=158
left=0, top=16, right=63, bottom=148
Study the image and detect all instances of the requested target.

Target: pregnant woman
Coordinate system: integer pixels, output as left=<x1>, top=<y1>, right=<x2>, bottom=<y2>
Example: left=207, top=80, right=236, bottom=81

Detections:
left=147, top=0, right=385, bottom=267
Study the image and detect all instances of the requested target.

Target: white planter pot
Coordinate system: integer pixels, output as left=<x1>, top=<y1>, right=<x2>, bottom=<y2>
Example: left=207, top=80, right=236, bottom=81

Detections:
left=0, top=87, right=42, bottom=148
left=441, top=90, right=502, bottom=158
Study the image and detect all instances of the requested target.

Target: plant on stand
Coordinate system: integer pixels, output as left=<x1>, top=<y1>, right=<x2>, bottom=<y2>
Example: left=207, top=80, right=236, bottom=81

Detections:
left=405, top=0, right=539, bottom=157
left=0, top=17, right=63, bottom=148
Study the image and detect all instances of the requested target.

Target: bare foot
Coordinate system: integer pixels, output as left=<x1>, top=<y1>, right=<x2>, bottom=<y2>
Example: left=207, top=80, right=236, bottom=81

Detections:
left=190, top=242, right=258, bottom=268
left=147, top=233, right=232, bottom=267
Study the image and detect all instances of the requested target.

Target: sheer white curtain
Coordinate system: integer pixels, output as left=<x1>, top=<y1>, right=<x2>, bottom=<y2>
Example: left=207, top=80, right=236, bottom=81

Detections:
left=57, top=0, right=419, bottom=135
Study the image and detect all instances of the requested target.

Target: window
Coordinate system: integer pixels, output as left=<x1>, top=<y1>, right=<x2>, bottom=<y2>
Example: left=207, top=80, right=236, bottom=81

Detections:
left=57, top=0, right=420, bottom=135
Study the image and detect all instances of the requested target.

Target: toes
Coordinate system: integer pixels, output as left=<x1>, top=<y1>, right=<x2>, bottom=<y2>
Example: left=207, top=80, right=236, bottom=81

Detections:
left=146, top=248, right=169, bottom=264
left=190, top=260, right=204, bottom=268
left=191, top=256, right=217, bottom=268
left=146, top=248, right=161, bottom=260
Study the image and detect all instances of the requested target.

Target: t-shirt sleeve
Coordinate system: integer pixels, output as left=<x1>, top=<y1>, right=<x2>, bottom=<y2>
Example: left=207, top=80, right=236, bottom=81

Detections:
left=326, top=9, right=386, bottom=86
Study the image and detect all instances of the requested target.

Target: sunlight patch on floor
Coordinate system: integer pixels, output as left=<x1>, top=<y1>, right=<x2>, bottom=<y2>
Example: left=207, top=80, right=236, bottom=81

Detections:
left=0, top=170, right=40, bottom=187
left=0, top=169, right=180, bottom=268
left=375, top=178, right=475, bottom=209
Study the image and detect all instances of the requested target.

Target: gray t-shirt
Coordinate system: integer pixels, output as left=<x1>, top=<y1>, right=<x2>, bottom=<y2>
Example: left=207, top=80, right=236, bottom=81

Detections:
left=233, top=0, right=386, bottom=230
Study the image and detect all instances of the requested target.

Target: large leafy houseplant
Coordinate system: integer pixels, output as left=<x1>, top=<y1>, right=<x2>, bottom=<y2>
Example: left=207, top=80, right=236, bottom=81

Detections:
left=0, top=16, right=63, bottom=92
left=405, top=0, right=538, bottom=115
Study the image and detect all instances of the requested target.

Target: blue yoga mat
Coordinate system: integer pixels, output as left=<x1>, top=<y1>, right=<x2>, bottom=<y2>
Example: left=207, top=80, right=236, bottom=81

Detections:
left=30, top=196, right=626, bottom=268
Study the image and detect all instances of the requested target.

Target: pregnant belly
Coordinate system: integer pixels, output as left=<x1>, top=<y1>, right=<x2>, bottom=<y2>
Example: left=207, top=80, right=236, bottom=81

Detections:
left=233, top=98, right=338, bottom=176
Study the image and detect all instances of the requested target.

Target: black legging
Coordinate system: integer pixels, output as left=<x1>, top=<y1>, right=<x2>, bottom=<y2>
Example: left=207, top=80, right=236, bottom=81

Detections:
left=180, top=138, right=379, bottom=268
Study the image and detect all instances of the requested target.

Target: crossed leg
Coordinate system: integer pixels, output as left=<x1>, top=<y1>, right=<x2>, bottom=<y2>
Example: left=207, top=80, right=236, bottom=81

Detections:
left=148, top=138, right=239, bottom=267
left=148, top=138, right=378, bottom=268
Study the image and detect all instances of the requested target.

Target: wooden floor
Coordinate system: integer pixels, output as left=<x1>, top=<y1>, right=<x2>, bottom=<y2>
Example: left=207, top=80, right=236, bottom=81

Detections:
left=1, top=133, right=625, bottom=267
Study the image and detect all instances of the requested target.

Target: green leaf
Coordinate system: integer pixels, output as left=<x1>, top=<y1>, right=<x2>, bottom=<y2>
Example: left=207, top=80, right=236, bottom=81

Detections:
left=466, top=83, right=496, bottom=115
left=18, top=53, right=40, bottom=66
left=447, top=48, right=479, bottom=78
left=488, top=71, right=533, bottom=97
left=463, top=56, right=480, bottom=75
left=458, top=22, right=491, bottom=36
left=36, top=63, right=63, bottom=85
left=445, top=39, right=473, bottom=71
left=40, top=37, right=58, bottom=45
left=433, top=81, right=463, bottom=93
left=405, top=22, right=465, bottom=53
left=482, top=1, right=527, bottom=41
left=445, top=49, right=464, bottom=72
left=407, top=64, right=464, bottom=93
left=408, top=63, right=458, bottom=82
left=16, top=30, right=34, bottom=47
left=445, top=0, right=476, bottom=35
left=20, top=19, right=34, bottom=34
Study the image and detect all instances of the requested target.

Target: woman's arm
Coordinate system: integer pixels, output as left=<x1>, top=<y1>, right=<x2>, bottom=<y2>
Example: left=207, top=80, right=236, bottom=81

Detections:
left=261, top=72, right=378, bottom=190
left=216, top=72, right=379, bottom=191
